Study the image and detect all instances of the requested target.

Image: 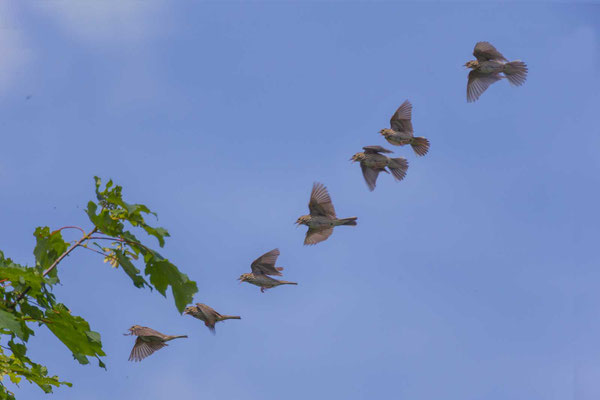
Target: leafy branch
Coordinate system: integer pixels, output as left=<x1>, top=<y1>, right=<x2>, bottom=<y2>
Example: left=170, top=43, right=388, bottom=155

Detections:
left=0, top=177, right=198, bottom=399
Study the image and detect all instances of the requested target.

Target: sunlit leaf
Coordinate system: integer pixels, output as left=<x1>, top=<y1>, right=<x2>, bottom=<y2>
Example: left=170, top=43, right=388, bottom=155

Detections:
left=44, top=304, right=105, bottom=368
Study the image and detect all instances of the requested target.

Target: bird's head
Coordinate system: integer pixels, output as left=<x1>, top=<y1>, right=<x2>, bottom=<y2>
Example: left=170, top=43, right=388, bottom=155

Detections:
left=238, top=273, right=252, bottom=283
left=379, top=129, right=392, bottom=137
left=350, top=153, right=365, bottom=162
left=183, top=306, right=195, bottom=315
left=295, top=215, right=310, bottom=226
left=464, top=60, right=478, bottom=69
left=124, top=325, right=140, bottom=336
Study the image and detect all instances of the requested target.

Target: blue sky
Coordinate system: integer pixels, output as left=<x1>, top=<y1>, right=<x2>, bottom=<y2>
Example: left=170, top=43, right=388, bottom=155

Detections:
left=1, top=2, right=599, bottom=399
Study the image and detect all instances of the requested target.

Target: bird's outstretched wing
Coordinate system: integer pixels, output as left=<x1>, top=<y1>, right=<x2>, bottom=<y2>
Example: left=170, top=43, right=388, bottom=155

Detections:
left=251, top=248, right=283, bottom=276
left=473, top=41, right=507, bottom=62
left=390, top=100, right=414, bottom=133
left=467, top=70, right=503, bottom=102
left=363, top=145, right=393, bottom=154
left=128, top=337, right=167, bottom=362
left=304, top=227, right=333, bottom=245
left=361, top=164, right=381, bottom=192
left=308, top=182, right=336, bottom=218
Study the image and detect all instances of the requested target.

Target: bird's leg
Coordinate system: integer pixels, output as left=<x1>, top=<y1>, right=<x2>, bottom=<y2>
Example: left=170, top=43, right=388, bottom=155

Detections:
left=260, top=287, right=265, bottom=293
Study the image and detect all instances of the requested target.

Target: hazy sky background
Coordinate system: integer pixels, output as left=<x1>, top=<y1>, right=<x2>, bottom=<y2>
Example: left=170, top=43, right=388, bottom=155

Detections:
left=1, top=2, right=599, bottom=399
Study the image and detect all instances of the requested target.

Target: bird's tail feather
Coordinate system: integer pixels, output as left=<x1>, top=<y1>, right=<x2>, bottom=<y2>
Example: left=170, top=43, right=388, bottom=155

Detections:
left=504, top=61, right=528, bottom=86
left=220, top=315, right=241, bottom=320
left=410, top=137, right=430, bottom=156
left=389, top=158, right=409, bottom=181
left=338, top=217, right=358, bottom=226
left=170, top=335, right=188, bottom=340
left=280, top=281, right=298, bottom=285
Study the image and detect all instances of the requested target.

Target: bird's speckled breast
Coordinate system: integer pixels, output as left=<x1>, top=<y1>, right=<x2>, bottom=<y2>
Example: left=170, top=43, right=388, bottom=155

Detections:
left=249, top=274, right=281, bottom=288
left=363, top=154, right=389, bottom=169
left=385, top=131, right=413, bottom=145
left=479, top=60, right=505, bottom=73
left=307, top=216, right=335, bottom=228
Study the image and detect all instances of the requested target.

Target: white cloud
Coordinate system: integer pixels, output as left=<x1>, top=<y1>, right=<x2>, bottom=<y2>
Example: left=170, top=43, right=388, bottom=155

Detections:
left=32, top=0, right=167, bottom=44
left=0, top=3, right=32, bottom=93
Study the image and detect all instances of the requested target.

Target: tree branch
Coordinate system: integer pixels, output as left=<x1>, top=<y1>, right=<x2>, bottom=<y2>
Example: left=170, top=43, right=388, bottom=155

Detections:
left=11, top=227, right=99, bottom=307
left=42, top=227, right=98, bottom=277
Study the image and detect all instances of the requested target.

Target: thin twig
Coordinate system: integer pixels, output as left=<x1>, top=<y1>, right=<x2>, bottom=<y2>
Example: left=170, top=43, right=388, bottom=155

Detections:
left=88, top=236, right=154, bottom=255
left=43, top=227, right=98, bottom=277
left=78, top=246, right=111, bottom=258
left=53, top=226, right=86, bottom=236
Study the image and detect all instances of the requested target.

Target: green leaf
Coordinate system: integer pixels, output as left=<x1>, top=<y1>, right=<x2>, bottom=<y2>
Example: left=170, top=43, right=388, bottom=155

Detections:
left=8, top=341, right=27, bottom=359
left=0, top=309, right=27, bottom=341
left=85, top=201, right=124, bottom=236
left=0, top=351, right=71, bottom=395
left=20, top=303, right=45, bottom=321
left=0, top=263, right=47, bottom=294
left=141, top=225, right=170, bottom=248
left=44, top=304, right=105, bottom=367
left=33, top=227, right=69, bottom=279
left=144, top=254, right=198, bottom=313
left=114, top=251, right=148, bottom=289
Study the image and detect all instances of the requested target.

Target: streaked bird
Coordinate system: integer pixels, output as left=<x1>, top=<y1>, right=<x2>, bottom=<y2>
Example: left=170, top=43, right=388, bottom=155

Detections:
left=296, top=182, right=357, bottom=245
left=238, top=248, right=297, bottom=293
left=124, top=325, right=187, bottom=362
left=184, top=303, right=241, bottom=333
left=465, top=41, right=528, bottom=102
left=380, top=100, right=429, bottom=156
left=351, top=146, right=408, bottom=191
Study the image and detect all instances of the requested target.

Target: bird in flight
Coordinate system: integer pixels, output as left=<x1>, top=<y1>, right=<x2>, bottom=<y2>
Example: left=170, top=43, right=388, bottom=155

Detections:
left=238, top=248, right=297, bottom=292
left=351, top=146, right=409, bottom=191
left=465, top=41, right=528, bottom=102
left=184, top=303, right=241, bottom=334
left=125, top=325, right=187, bottom=362
left=380, top=100, right=429, bottom=156
left=296, top=182, right=357, bottom=245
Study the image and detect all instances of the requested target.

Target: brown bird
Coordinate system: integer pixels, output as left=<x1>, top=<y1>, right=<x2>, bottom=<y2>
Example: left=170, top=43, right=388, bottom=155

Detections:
left=380, top=100, right=429, bottom=156
left=296, top=182, right=357, bottom=245
left=465, top=41, right=528, bottom=102
left=238, top=248, right=297, bottom=293
left=350, top=146, right=408, bottom=191
left=124, top=325, right=187, bottom=362
left=184, top=303, right=241, bottom=333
